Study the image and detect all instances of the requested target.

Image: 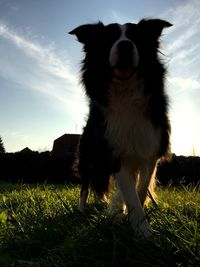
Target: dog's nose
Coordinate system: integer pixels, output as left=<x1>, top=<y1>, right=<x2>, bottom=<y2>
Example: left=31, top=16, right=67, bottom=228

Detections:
left=109, top=39, right=139, bottom=70
left=116, top=40, right=134, bottom=68
left=117, top=40, right=134, bottom=54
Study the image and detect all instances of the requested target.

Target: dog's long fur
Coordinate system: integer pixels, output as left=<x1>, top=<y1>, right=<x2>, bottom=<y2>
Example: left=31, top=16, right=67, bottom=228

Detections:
left=69, top=18, right=172, bottom=236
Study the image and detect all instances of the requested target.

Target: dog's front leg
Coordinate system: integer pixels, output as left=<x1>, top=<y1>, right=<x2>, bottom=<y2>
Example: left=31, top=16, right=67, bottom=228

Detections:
left=107, top=185, right=126, bottom=220
left=79, top=186, right=89, bottom=212
left=115, top=166, right=152, bottom=237
left=137, top=160, right=157, bottom=206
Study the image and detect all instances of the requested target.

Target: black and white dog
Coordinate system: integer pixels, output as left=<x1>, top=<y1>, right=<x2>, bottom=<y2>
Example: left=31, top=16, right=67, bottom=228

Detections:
left=69, top=18, right=172, bottom=237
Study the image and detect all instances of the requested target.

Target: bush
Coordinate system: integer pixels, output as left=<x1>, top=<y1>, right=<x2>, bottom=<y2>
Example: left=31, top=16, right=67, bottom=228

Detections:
left=157, top=154, right=200, bottom=187
left=0, top=151, right=76, bottom=184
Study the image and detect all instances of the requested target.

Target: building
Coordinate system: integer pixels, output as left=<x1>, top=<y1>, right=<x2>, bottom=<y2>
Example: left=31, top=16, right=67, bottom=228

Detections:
left=19, top=147, right=33, bottom=153
left=52, top=134, right=80, bottom=158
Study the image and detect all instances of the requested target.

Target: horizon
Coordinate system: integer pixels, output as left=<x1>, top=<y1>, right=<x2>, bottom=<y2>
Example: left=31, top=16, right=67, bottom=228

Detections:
left=0, top=0, right=200, bottom=156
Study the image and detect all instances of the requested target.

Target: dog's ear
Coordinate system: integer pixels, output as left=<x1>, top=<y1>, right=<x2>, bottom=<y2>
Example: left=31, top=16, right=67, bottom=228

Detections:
left=69, top=22, right=104, bottom=44
left=138, top=18, right=172, bottom=39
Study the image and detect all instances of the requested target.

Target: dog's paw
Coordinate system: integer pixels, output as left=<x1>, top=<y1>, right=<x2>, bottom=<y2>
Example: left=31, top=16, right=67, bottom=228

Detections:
left=106, top=204, right=127, bottom=224
left=138, top=225, right=153, bottom=238
left=132, top=220, right=153, bottom=238
left=113, top=212, right=127, bottom=224
left=128, top=214, right=153, bottom=238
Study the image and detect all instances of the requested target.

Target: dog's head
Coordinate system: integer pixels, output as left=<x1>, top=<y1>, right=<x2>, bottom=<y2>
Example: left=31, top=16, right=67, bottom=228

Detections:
left=69, top=19, right=172, bottom=80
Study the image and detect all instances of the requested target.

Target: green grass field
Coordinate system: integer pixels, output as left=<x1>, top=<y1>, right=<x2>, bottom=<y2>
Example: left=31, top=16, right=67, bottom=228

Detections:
left=0, top=182, right=199, bottom=267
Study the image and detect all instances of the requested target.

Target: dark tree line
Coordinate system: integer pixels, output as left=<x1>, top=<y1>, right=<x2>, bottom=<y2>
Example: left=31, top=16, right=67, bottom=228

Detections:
left=0, top=148, right=199, bottom=187
left=0, top=136, right=5, bottom=154
left=157, top=154, right=200, bottom=187
left=0, top=150, right=78, bottom=184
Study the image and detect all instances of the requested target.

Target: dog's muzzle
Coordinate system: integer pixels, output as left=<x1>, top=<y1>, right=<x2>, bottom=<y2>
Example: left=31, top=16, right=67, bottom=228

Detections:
left=109, top=40, right=139, bottom=79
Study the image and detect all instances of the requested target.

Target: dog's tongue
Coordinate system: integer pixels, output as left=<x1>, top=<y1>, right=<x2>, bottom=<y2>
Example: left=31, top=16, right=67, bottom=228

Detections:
left=114, top=68, right=133, bottom=79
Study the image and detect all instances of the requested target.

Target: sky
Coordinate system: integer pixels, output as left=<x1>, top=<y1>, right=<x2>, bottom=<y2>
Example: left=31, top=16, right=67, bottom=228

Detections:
left=0, top=0, right=200, bottom=156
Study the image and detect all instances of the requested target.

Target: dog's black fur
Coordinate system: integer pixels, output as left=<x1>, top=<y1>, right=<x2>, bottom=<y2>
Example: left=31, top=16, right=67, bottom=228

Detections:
left=69, top=19, right=171, bottom=208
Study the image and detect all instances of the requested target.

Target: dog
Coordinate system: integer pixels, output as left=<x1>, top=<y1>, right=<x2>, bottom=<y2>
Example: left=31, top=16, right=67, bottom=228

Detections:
left=69, top=18, right=172, bottom=237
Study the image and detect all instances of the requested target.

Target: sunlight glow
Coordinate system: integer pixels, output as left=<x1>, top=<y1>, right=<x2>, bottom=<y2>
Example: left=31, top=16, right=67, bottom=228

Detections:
left=170, top=101, right=200, bottom=156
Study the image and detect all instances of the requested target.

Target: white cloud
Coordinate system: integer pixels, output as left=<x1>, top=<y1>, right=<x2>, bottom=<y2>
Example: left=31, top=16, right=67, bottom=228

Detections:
left=169, top=44, right=200, bottom=66
left=167, top=26, right=198, bottom=52
left=163, top=1, right=200, bottom=90
left=0, top=23, right=77, bottom=83
left=168, top=77, right=200, bottom=92
left=160, top=0, right=200, bottom=155
left=162, top=0, right=200, bottom=27
left=165, top=0, right=200, bottom=52
left=0, top=22, right=88, bottom=121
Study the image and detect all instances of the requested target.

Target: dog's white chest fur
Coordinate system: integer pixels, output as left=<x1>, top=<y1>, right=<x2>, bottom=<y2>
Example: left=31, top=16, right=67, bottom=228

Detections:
left=105, top=75, right=161, bottom=160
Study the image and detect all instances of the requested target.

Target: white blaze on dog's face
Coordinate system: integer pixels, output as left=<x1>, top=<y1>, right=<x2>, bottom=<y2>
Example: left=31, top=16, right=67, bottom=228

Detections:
left=69, top=20, right=172, bottom=82
left=109, top=24, right=139, bottom=80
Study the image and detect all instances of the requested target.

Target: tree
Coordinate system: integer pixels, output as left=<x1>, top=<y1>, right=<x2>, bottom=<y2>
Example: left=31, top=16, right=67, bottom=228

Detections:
left=0, top=136, right=5, bottom=153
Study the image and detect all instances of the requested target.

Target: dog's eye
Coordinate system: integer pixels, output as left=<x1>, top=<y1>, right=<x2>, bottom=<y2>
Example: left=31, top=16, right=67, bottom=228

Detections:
left=126, top=31, right=136, bottom=41
left=104, top=24, right=121, bottom=44
left=126, top=24, right=138, bottom=41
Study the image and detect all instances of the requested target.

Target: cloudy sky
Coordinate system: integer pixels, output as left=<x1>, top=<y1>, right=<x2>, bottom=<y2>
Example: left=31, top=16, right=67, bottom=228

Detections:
left=0, top=0, right=200, bottom=155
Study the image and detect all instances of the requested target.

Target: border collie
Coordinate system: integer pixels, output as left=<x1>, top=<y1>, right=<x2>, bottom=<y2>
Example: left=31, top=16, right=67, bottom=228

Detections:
left=69, top=18, right=172, bottom=237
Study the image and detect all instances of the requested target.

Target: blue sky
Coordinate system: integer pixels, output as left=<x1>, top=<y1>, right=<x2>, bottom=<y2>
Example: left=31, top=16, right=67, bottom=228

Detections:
left=0, top=0, right=200, bottom=155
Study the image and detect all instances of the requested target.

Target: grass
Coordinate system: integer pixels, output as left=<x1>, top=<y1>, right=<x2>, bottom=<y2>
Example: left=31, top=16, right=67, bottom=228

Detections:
left=0, top=182, right=199, bottom=267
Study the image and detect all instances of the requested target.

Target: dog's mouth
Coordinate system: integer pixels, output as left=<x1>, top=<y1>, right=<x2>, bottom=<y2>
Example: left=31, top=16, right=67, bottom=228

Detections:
left=113, top=67, right=135, bottom=80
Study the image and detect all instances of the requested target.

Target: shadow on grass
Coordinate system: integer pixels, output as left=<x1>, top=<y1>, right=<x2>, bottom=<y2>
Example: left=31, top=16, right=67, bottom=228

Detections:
left=0, top=203, right=193, bottom=267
